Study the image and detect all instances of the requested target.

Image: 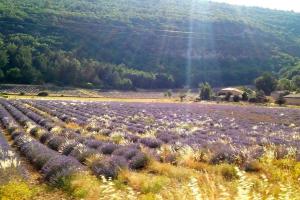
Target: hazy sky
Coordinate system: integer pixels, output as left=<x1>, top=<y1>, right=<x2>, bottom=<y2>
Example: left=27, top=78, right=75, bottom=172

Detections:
left=211, top=0, right=300, bottom=12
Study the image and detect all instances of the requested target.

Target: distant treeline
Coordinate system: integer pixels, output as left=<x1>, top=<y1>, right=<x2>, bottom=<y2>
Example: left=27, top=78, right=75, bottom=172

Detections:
left=0, top=39, right=174, bottom=89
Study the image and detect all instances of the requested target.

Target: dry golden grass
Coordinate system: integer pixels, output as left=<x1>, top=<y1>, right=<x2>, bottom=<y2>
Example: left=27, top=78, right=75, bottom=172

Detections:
left=16, top=154, right=297, bottom=200
left=147, top=160, right=193, bottom=181
left=65, top=122, right=81, bottom=130
left=93, top=134, right=111, bottom=142
left=7, top=94, right=177, bottom=103
left=118, top=170, right=170, bottom=194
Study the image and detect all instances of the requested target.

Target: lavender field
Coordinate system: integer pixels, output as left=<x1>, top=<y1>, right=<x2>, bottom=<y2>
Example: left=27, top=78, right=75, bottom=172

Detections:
left=0, top=99, right=299, bottom=199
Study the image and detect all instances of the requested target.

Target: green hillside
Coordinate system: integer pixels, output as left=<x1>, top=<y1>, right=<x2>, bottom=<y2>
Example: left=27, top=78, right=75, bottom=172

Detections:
left=0, top=0, right=300, bottom=89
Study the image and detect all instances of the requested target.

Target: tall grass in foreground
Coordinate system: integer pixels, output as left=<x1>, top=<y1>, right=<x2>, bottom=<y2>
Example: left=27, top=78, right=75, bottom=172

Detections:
left=93, top=148, right=300, bottom=200
left=1, top=147, right=299, bottom=199
left=49, top=146, right=298, bottom=200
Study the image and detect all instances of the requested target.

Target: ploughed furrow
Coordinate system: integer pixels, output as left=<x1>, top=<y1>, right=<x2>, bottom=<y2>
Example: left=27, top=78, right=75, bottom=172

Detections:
left=1, top=100, right=149, bottom=179
left=0, top=100, right=85, bottom=185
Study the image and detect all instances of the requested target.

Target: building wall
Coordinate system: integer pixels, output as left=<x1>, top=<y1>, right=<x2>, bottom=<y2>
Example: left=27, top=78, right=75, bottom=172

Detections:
left=285, top=98, right=300, bottom=105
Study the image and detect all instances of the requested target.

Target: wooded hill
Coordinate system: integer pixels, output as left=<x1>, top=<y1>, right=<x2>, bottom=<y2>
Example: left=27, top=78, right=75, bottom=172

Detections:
left=0, top=0, right=300, bottom=89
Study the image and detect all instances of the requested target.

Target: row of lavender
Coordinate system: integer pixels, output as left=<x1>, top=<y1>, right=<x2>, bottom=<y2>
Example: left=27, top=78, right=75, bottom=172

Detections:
left=26, top=100, right=300, bottom=155
left=24, top=100, right=165, bottom=149
left=9, top=100, right=149, bottom=170
left=0, top=128, right=27, bottom=184
left=0, top=100, right=149, bottom=180
left=0, top=103, right=84, bottom=184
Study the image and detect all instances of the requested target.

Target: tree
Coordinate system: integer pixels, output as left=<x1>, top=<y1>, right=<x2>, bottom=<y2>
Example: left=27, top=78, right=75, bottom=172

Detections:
left=292, top=75, right=300, bottom=90
left=0, top=69, right=4, bottom=81
left=15, top=46, right=32, bottom=68
left=21, top=66, right=42, bottom=84
left=241, top=92, right=249, bottom=101
left=241, top=87, right=254, bottom=95
left=275, top=94, right=286, bottom=106
left=44, top=0, right=51, bottom=8
left=0, top=50, right=8, bottom=68
left=116, top=78, right=133, bottom=90
left=6, top=67, right=22, bottom=82
left=199, top=82, right=212, bottom=100
left=277, top=78, right=292, bottom=91
left=255, top=90, right=267, bottom=103
left=179, top=92, right=187, bottom=102
left=154, top=73, right=175, bottom=89
left=164, top=90, right=172, bottom=98
left=255, top=73, right=278, bottom=95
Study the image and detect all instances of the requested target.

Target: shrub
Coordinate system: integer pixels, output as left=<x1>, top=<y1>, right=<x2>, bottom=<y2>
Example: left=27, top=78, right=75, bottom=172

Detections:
left=244, top=160, right=262, bottom=172
left=14, top=135, right=31, bottom=147
left=70, top=147, right=98, bottom=163
left=32, top=151, right=56, bottom=169
left=11, top=130, right=24, bottom=139
left=164, top=153, right=177, bottom=164
left=29, top=127, right=40, bottom=137
left=139, top=138, right=162, bottom=148
left=19, top=142, right=55, bottom=169
left=255, top=90, right=267, bottom=103
left=42, top=155, right=84, bottom=185
left=125, top=134, right=139, bottom=142
left=275, top=94, right=286, bottom=106
left=90, top=158, right=121, bottom=179
left=100, top=129, right=111, bottom=136
left=156, top=132, right=178, bottom=143
left=241, top=92, right=249, bottom=101
left=199, top=82, right=213, bottom=100
left=129, top=152, right=149, bottom=170
left=37, top=91, right=49, bottom=97
left=99, top=143, right=118, bottom=155
left=47, top=136, right=67, bottom=151
left=209, top=144, right=238, bottom=165
left=233, top=95, right=240, bottom=102
left=84, top=140, right=104, bottom=149
left=219, top=164, right=239, bottom=181
left=110, top=156, right=128, bottom=169
left=39, top=132, right=54, bottom=144
left=248, top=97, right=257, bottom=103
left=274, top=146, right=289, bottom=159
left=179, top=93, right=187, bottom=102
left=164, top=90, right=172, bottom=98
left=7, top=126, right=18, bottom=134
left=62, top=142, right=80, bottom=156
left=112, top=146, right=139, bottom=160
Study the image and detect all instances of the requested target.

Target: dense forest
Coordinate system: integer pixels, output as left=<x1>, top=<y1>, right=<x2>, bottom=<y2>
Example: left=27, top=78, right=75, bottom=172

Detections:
left=0, top=0, right=300, bottom=89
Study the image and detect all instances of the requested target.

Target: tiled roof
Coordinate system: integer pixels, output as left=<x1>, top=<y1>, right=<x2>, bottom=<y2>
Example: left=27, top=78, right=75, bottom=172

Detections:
left=220, top=88, right=243, bottom=93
